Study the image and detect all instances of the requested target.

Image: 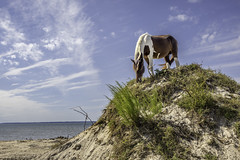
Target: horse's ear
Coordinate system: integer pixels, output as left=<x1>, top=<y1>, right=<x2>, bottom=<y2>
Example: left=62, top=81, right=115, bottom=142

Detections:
left=131, top=59, right=135, bottom=64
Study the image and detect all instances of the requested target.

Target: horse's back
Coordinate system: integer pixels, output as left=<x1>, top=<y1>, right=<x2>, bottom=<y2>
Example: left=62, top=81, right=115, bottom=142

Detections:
left=151, top=35, right=178, bottom=55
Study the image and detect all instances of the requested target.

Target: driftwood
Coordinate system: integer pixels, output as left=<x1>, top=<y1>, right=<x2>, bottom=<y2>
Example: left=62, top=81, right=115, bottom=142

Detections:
left=71, top=106, right=94, bottom=130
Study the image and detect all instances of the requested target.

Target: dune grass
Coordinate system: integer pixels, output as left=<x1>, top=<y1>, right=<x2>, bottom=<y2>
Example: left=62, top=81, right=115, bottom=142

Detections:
left=108, top=82, right=162, bottom=126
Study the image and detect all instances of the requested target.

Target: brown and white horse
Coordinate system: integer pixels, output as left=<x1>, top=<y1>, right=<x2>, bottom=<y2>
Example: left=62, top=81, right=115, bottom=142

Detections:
left=131, top=33, right=180, bottom=82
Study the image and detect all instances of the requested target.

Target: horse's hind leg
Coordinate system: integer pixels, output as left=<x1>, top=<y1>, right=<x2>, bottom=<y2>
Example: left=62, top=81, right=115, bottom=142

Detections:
left=170, top=55, right=180, bottom=67
left=164, top=55, right=171, bottom=69
left=171, top=45, right=180, bottom=68
left=174, top=57, right=180, bottom=67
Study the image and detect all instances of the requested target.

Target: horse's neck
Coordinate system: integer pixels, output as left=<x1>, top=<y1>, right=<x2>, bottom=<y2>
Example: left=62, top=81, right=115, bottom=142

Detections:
left=135, top=33, right=151, bottom=60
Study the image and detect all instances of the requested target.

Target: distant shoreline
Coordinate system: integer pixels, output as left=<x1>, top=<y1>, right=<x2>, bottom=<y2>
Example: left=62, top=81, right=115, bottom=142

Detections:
left=0, top=121, right=95, bottom=141
left=0, top=121, right=96, bottom=124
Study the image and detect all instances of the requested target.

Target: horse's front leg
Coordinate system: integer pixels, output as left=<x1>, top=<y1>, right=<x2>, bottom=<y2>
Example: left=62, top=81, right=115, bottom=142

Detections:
left=148, top=57, right=154, bottom=77
left=164, top=55, right=171, bottom=69
left=144, top=56, right=154, bottom=77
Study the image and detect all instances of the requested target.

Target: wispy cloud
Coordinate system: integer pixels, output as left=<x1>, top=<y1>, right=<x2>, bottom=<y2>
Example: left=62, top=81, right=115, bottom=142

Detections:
left=170, top=6, right=178, bottom=12
left=67, top=82, right=100, bottom=91
left=11, top=69, right=99, bottom=95
left=200, top=32, right=217, bottom=45
left=111, top=32, right=116, bottom=38
left=209, top=50, right=240, bottom=59
left=134, top=29, right=145, bottom=37
left=168, top=6, right=196, bottom=23
left=168, top=14, right=194, bottom=22
left=0, top=10, right=25, bottom=45
left=2, top=58, right=70, bottom=77
left=187, top=0, right=201, bottom=3
left=210, top=62, right=240, bottom=69
left=188, top=35, right=240, bottom=55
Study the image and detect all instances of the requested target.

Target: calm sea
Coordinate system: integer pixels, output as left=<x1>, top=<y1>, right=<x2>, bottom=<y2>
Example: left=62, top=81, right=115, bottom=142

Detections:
left=0, top=121, right=94, bottom=141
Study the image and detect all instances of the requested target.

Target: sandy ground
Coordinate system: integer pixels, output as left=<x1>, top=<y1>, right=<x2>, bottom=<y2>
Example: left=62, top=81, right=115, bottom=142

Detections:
left=0, top=138, right=68, bottom=160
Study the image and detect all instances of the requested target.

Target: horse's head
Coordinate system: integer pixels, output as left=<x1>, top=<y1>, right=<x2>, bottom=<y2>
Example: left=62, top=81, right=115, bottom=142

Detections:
left=131, top=54, right=145, bottom=83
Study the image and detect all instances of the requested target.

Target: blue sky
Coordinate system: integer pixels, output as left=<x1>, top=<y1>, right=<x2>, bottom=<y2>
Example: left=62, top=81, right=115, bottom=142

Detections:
left=0, top=0, right=240, bottom=122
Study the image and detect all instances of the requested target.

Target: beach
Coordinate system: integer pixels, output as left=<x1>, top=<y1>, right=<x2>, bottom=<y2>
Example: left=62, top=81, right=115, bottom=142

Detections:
left=0, top=138, right=68, bottom=159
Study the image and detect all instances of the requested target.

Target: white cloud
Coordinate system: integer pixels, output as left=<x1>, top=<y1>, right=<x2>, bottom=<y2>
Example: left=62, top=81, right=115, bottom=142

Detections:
left=168, top=14, right=193, bottom=22
left=111, top=32, right=116, bottom=38
left=201, top=32, right=217, bottom=44
left=12, top=42, right=43, bottom=61
left=0, top=10, right=25, bottom=44
left=170, top=6, right=178, bottom=11
left=1, top=41, right=7, bottom=45
left=42, top=38, right=61, bottom=51
left=188, top=0, right=201, bottom=3
left=0, top=42, right=44, bottom=66
left=42, top=27, right=51, bottom=33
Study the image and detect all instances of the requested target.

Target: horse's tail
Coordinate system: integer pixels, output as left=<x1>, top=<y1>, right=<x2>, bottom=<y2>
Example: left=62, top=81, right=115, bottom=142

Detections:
left=167, top=35, right=178, bottom=57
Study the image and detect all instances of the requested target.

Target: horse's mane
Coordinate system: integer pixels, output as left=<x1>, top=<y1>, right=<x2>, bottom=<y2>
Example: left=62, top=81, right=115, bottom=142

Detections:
left=134, top=33, right=152, bottom=60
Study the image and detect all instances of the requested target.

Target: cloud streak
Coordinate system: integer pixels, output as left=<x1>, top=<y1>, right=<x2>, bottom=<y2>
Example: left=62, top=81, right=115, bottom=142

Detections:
left=11, top=69, right=99, bottom=95
left=187, top=0, right=201, bottom=3
left=2, top=58, right=70, bottom=77
left=188, top=35, right=240, bottom=55
left=168, top=14, right=193, bottom=22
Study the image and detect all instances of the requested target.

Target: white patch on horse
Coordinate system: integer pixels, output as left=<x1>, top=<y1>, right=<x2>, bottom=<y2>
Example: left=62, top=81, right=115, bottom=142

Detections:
left=166, top=62, right=170, bottom=69
left=174, top=57, right=180, bottom=67
left=157, top=53, right=161, bottom=59
left=134, top=33, right=155, bottom=76
left=134, top=33, right=146, bottom=60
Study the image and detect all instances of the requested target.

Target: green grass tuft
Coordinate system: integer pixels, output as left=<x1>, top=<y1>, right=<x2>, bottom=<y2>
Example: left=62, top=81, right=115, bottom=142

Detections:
left=235, top=122, right=240, bottom=138
left=177, top=81, right=216, bottom=115
left=108, top=82, right=162, bottom=126
left=204, top=152, right=218, bottom=160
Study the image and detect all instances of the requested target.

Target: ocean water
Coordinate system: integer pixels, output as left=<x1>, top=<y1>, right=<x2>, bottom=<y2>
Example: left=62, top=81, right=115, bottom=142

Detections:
left=0, top=121, right=94, bottom=141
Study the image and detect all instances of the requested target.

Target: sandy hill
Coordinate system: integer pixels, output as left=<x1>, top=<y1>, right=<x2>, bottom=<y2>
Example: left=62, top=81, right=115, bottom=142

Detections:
left=39, top=64, right=240, bottom=160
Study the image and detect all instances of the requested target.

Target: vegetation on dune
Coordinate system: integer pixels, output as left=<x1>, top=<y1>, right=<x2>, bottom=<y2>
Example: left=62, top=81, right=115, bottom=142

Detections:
left=107, top=82, right=162, bottom=126
left=102, top=63, right=240, bottom=160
